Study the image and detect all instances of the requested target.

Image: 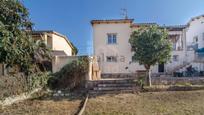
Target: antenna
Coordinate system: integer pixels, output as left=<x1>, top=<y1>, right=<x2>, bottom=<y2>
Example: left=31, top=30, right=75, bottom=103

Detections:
left=121, top=8, right=128, bottom=19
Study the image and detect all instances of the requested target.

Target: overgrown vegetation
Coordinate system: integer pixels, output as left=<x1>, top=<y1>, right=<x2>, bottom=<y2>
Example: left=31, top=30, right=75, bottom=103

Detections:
left=0, top=91, right=83, bottom=115
left=0, top=0, right=51, bottom=74
left=136, top=75, right=146, bottom=89
left=0, top=72, right=51, bottom=100
left=0, top=0, right=52, bottom=100
left=48, top=56, right=89, bottom=90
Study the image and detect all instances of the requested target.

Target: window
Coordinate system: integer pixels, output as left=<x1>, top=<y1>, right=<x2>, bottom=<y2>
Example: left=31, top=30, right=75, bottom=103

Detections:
left=107, top=34, right=117, bottom=44
left=173, top=55, right=179, bottom=62
left=106, top=56, right=117, bottom=62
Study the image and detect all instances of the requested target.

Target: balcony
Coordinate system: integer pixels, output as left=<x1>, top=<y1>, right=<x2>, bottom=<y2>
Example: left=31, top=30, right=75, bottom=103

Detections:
left=169, top=34, right=183, bottom=51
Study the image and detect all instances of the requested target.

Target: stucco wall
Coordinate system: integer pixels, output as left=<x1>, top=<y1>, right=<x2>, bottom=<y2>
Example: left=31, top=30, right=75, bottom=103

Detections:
left=52, top=56, right=77, bottom=73
left=93, top=23, right=145, bottom=74
left=52, top=34, right=72, bottom=56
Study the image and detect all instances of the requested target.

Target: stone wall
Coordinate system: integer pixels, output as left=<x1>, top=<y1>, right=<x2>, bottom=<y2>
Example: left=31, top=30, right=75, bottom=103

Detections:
left=152, top=77, right=204, bottom=85
left=52, top=56, right=78, bottom=73
left=101, top=73, right=138, bottom=79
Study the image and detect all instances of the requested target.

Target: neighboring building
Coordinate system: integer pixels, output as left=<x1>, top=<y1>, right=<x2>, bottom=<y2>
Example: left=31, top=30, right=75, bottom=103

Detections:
left=0, top=30, right=76, bottom=75
left=32, top=30, right=75, bottom=73
left=151, top=25, right=187, bottom=74
left=91, top=15, right=204, bottom=75
left=185, top=15, right=204, bottom=72
left=186, top=15, right=204, bottom=50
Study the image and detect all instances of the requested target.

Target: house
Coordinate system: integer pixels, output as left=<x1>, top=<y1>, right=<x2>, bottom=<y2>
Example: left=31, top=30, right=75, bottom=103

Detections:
left=185, top=15, right=204, bottom=72
left=91, top=15, right=204, bottom=77
left=0, top=30, right=75, bottom=75
left=32, top=30, right=75, bottom=73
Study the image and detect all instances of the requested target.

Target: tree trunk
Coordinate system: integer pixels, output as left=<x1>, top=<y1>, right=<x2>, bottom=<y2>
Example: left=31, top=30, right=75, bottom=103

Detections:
left=145, top=65, right=152, bottom=87
left=148, top=69, right=152, bottom=87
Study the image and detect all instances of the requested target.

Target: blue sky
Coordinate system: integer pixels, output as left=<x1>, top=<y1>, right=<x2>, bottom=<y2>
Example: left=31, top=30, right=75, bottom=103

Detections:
left=24, top=0, right=204, bottom=55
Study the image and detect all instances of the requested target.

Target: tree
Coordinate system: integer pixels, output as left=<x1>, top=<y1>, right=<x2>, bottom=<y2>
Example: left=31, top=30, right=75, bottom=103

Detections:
left=0, top=0, right=51, bottom=74
left=129, top=26, right=172, bottom=86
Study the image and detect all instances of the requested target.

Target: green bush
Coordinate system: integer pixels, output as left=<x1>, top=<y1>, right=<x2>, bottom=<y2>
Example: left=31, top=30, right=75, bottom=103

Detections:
left=48, top=56, right=89, bottom=90
left=27, top=72, right=51, bottom=91
left=136, top=75, right=146, bottom=89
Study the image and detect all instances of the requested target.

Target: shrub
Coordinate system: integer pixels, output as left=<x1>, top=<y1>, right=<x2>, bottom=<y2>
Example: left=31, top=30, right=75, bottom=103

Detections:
left=136, top=75, right=146, bottom=89
left=27, top=72, right=51, bottom=91
left=48, top=56, right=89, bottom=90
left=0, top=72, right=51, bottom=100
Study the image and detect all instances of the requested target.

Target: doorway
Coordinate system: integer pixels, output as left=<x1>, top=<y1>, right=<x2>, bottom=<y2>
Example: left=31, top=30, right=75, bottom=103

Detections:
left=158, top=63, right=165, bottom=73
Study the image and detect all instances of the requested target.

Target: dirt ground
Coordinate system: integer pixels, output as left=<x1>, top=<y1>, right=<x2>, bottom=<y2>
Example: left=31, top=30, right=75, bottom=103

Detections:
left=1, top=90, right=204, bottom=115
left=0, top=92, right=84, bottom=115
left=84, top=90, right=204, bottom=115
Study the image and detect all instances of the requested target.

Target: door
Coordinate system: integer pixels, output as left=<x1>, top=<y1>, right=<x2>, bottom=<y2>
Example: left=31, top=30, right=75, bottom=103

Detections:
left=158, top=63, right=165, bottom=73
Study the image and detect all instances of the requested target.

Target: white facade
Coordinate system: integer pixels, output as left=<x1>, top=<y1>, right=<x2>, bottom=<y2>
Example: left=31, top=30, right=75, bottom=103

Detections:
left=92, top=15, right=204, bottom=75
left=93, top=20, right=144, bottom=74
left=186, top=15, right=204, bottom=49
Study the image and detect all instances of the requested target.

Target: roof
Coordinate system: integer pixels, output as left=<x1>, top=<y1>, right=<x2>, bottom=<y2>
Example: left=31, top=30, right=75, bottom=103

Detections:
left=131, top=23, right=186, bottom=31
left=131, top=23, right=158, bottom=27
left=91, top=19, right=134, bottom=25
left=90, top=18, right=187, bottom=31
left=187, top=14, right=204, bottom=25
left=32, top=30, right=75, bottom=50
left=161, top=25, right=187, bottom=31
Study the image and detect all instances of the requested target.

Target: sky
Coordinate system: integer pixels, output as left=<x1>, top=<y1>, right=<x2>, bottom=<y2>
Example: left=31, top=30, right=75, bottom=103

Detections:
left=23, top=0, right=204, bottom=55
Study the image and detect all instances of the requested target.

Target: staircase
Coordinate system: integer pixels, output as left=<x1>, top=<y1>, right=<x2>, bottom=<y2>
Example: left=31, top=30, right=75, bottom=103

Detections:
left=89, top=74, right=140, bottom=94
left=168, top=62, right=191, bottom=74
left=101, top=73, right=137, bottom=79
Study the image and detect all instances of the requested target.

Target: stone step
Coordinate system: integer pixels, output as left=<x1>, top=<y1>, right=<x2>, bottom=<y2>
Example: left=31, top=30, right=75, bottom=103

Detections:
left=101, top=74, right=137, bottom=79
left=91, top=79, right=136, bottom=84
left=97, top=83, right=135, bottom=87
left=89, top=89, right=135, bottom=95
left=88, top=78, right=140, bottom=94
left=93, top=86, right=136, bottom=91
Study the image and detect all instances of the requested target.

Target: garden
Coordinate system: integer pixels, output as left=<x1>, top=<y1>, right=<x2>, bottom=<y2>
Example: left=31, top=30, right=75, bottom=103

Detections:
left=1, top=1, right=204, bottom=115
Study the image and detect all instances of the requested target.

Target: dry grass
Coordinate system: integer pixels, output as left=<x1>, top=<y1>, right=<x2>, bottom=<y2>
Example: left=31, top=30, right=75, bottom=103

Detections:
left=84, top=90, right=204, bottom=115
left=0, top=91, right=84, bottom=115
